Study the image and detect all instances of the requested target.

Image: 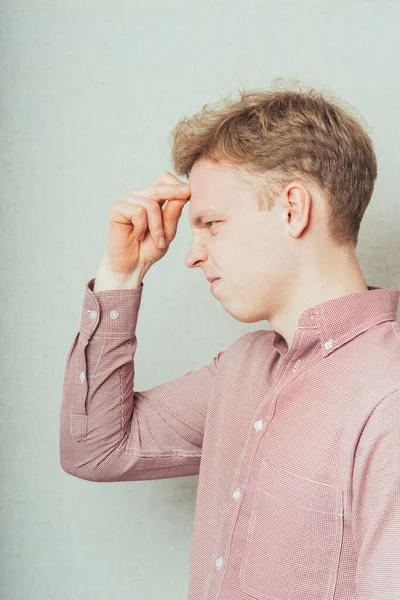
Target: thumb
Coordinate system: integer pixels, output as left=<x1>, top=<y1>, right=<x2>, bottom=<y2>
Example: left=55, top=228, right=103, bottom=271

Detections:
left=163, top=198, right=188, bottom=243
left=153, top=170, right=191, bottom=242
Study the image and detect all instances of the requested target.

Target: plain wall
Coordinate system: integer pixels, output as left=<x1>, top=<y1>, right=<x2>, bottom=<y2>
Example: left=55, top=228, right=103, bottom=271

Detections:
left=1, top=1, right=399, bottom=598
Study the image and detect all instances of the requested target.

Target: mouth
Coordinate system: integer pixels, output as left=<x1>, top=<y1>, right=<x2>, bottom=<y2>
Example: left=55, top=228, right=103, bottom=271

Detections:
left=207, top=277, right=220, bottom=283
left=210, top=278, right=221, bottom=290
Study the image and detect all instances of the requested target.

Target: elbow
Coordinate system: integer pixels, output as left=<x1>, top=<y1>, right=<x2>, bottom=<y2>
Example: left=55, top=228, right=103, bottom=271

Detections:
left=59, top=455, right=99, bottom=482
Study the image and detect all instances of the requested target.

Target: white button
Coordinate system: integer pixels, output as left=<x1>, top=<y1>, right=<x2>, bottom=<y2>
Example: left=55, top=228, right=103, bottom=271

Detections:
left=110, top=310, right=119, bottom=320
left=232, top=488, right=241, bottom=500
left=311, top=315, right=316, bottom=319
left=87, top=310, right=97, bottom=320
left=215, top=556, right=223, bottom=569
left=79, top=371, right=86, bottom=382
left=324, top=339, right=333, bottom=350
left=254, top=419, right=263, bottom=430
left=293, top=359, right=301, bottom=371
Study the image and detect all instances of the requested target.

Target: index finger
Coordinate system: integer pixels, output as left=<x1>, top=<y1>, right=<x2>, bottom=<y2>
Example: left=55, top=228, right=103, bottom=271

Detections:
left=137, top=183, right=191, bottom=202
left=153, top=171, right=189, bottom=187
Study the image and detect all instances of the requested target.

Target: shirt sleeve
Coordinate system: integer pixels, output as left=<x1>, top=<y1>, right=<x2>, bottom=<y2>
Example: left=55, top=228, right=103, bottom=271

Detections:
left=59, top=277, right=225, bottom=483
left=351, top=388, right=400, bottom=600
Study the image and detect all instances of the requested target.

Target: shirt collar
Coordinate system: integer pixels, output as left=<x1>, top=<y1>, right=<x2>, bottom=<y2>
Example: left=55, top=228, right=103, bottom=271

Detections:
left=272, top=285, right=400, bottom=357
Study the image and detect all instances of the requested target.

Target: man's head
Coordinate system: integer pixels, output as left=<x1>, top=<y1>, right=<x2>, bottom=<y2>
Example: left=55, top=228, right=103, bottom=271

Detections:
left=169, top=82, right=376, bottom=326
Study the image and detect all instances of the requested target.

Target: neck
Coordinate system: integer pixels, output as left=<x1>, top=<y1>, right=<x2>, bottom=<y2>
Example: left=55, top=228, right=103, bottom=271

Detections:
left=271, top=245, right=368, bottom=351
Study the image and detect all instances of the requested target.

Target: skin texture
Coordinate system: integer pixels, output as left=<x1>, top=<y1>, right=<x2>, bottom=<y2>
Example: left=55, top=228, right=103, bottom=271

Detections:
left=184, top=158, right=368, bottom=350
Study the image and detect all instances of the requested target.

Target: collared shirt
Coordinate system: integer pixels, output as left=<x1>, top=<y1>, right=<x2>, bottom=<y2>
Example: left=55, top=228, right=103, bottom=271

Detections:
left=60, top=279, right=400, bottom=600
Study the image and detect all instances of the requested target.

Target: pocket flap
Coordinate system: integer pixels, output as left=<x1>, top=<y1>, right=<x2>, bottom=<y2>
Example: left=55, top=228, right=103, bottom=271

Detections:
left=257, top=459, right=342, bottom=515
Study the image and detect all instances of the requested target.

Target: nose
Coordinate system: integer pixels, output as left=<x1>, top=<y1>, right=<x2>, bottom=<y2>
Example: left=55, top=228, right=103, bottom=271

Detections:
left=184, top=237, right=208, bottom=269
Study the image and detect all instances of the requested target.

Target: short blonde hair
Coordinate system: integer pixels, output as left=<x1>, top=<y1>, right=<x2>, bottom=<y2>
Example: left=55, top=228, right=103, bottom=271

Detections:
left=169, top=80, right=378, bottom=247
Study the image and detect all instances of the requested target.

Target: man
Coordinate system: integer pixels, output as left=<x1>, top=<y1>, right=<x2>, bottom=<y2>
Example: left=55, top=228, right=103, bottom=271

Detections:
left=60, top=85, right=400, bottom=599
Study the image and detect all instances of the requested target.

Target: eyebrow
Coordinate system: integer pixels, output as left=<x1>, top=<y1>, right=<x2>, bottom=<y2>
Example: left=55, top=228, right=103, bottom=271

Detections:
left=189, top=210, right=220, bottom=226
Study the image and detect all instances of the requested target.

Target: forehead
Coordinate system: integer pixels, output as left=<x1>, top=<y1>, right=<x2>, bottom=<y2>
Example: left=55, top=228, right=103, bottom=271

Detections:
left=187, top=159, right=245, bottom=224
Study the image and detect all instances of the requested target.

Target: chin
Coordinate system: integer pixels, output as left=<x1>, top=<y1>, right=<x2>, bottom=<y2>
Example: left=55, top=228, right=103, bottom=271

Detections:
left=236, top=314, right=262, bottom=323
left=223, top=306, right=261, bottom=323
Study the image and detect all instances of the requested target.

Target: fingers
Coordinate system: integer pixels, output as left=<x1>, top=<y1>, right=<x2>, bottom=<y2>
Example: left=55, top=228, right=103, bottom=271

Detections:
left=136, top=173, right=191, bottom=248
left=152, top=173, right=191, bottom=245
left=137, top=183, right=190, bottom=201
left=152, top=171, right=188, bottom=187
left=146, top=202, right=169, bottom=248
left=129, top=204, right=148, bottom=242
left=114, top=174, right=191, bottom=251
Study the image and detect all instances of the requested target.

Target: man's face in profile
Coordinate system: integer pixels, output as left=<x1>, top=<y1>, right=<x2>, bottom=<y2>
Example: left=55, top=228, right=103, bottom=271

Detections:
left=185, top=158, right=292, bottom=323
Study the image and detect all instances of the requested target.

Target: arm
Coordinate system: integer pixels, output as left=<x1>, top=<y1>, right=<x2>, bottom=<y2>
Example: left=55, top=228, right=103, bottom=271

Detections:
left=351, top=388, right=400, bottom=599
left=59, top=278, right=225, bottom=483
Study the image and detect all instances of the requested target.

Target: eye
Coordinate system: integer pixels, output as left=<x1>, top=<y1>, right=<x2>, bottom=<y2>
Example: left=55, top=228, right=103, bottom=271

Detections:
left=206, top=220, right=218, bottom=228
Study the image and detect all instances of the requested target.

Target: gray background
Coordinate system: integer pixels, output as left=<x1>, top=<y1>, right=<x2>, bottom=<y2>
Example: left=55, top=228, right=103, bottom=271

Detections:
left=1, top=1, right=399, bottom=599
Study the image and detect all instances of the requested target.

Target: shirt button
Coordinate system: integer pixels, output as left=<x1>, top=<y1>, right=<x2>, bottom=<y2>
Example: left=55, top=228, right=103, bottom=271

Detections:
left=232, top=488, right=241, bottom=500
left=110, top=310, right=119, bottom=320
left=87, top=309, right=97, bottom=320
left=254, top=419, right=263, bottom=430
left=215, top=556, right=223, bottom=569
left=324, top=339, right=333, bottom=350
left=79, top=371, right=86, bottom=382
left=293, top=358, right=301, bottom=371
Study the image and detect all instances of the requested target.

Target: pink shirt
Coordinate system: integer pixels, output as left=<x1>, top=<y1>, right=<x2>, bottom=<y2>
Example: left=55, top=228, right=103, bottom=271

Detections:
left=60, top=278, right=400, bottom=600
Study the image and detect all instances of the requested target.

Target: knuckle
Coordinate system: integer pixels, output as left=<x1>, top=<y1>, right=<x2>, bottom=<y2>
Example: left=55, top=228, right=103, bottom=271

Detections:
left=147, top=207, right=163, bottom=228
left=148, top=214, right=164, bottom=232
left=131, top=203, right=146, bottom=214
left=108, top=202, right=119, bottom=217
left=154, top=224, right=164, bottom=235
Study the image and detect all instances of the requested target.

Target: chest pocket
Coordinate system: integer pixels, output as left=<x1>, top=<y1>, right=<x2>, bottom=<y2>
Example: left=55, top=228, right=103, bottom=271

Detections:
left=239, top=459, right=343, bottom=600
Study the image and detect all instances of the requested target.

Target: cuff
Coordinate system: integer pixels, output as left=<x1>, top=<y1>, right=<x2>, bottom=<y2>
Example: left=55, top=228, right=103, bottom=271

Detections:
left=79, top=277, right=144, bottom=339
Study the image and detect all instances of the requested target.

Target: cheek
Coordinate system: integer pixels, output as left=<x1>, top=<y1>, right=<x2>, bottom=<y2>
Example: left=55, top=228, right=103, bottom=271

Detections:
left=230, top=225, right=253, bottom=249
left=236, top=230, right=263, bottom=260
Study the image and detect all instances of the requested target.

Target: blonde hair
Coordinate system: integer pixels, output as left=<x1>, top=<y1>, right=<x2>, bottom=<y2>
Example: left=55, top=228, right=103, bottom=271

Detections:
left=169, top=80, right=378, bottom=247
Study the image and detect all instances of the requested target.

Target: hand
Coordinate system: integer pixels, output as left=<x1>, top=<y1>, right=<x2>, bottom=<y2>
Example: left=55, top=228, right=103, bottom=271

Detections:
left=102, top=171, right=191, bottom=275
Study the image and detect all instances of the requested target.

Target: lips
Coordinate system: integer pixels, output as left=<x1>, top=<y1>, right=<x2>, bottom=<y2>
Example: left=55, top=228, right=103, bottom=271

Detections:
left=206, top=277, right=220, bottom=283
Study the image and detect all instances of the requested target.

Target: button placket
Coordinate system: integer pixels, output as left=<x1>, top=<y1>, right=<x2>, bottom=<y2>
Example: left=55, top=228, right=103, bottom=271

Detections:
left=293, top=358, right=301, bottom=372
left=212, top=483, right=244, bottom=580
left=71, top=331, right=90, bottom=439
left=232, top=488, right=241, bottom=500
left=209, top=415, right=270, bottom=594
left=213, top=485, right=244, bottom=577
left=80, top=305, right=121, bottom=407
left=211, top=412, right=269, bottom=587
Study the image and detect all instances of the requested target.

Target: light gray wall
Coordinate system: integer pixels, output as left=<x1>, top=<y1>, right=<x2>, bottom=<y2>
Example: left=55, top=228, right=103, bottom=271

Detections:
left=1, top=1, right=399, bottom=599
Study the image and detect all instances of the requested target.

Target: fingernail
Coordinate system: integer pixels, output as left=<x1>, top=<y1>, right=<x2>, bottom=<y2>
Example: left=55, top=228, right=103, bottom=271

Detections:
left=159, top=237, right=166, bottom=248
left=179, top=185, right=189, bottom=191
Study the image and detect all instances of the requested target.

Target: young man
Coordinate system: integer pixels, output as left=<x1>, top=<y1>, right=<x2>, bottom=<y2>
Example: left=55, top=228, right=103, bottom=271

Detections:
left=60, top=85, right=400, bottom=599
